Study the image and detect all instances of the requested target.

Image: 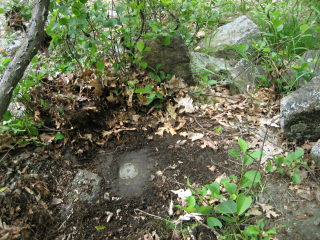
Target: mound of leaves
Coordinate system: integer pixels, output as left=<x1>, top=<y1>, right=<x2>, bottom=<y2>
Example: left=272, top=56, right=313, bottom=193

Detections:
left=27, top=63, right=190, bottom=154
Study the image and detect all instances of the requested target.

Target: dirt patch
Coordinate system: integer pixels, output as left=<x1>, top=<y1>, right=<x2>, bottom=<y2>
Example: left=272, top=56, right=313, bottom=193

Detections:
left=0, top=129, right=233, bottom=239
left=261, top=175, right=320, bottom=240
left=63, top=131, right=230, bottom=239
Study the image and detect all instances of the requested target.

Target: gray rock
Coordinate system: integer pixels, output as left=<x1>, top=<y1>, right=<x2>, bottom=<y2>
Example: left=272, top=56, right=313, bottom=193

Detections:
left=144, top=35, right=194, bottom=85
left=230, top=59, right=265, bottom=93
left=71, top=169, right=102, bottom=202
left=7, top=102, right=26, bottom=118
left=280, top=76, right=320, bottom=141
left=301, top=50, right=320, bottom=75
left=190, top=51, right=231, bottom=77
left=311, top=139, right=320, bottom=166
left=199, top=15, right=260, bottom=57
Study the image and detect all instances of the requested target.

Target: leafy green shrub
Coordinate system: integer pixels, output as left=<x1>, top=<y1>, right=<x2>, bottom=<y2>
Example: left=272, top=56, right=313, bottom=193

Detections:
left=174, top=138, right=307, bottom=239
left=247, top=1, right=320, bottom=93
left=174, top=138, right=279, bottom=239
left=1, top=111, right=40, bottom=137
left=265, top=148, right=307, bottom=184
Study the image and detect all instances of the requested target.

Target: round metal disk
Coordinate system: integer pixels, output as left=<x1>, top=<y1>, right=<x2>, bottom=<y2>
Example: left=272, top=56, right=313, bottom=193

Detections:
left=119, top=163, right=139, bottom=179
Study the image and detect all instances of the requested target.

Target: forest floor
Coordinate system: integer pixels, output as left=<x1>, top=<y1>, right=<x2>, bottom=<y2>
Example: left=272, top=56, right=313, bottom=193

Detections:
left=1, top=73, right=320, bottom=240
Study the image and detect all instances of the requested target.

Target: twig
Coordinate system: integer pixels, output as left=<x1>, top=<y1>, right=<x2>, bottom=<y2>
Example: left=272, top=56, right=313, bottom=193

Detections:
left=39, top=125, right=74, bottom=132
left=248, top=116, right=277, bottom=193
left=134, top=208, right=172, bottom=224
left=188, top=114, right=237, bottom=137
left=0, top=144, right=16, bottom=163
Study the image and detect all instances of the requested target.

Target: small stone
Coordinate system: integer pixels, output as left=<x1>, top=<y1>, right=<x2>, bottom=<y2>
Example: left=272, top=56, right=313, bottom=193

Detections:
left=311, top=139, right=320, bottom=166
left=71, top=170, right=102, bottom=202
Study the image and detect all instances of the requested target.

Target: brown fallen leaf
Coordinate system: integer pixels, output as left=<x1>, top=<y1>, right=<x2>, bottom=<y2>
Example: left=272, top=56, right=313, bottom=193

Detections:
left=297, top=215, right=307, bottom=220
left=258, top=203, right=280, bottom=218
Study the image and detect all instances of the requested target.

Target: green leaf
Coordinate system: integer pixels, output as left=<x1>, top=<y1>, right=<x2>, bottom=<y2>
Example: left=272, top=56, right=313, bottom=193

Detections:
left=162, top=36, right=171, bottom=46
left=243, top=155, right=254, bottom=166
left=186, top=196, right=196, bottom=208
left=286, top=152, right=296, bottom=163
left=236, top=193, right=252, bottom=215
left=59, top=17, right=68, bottom=25
left=139, top=61, right=148, bottom=69
left=230, top=194, right=237, bottom=201
left=161, top=0, right=172, bottom=5
left=146, top=93, right=156, bottom=105
left=206, top=182, right=220, bottom=195
left=148, top=73, right=161, bottom=82
left=248, top=150, right=265, bottom=160
left=224, top=182, right=237, bottom=195
left=104, top=18, right=117, bottom=28
left=196, top=206, right=213, bottom=215
left=184, top=206, right=196, bottom=213
left=135, top=88, right=147, bottom=94
left=2, top=111, right=12, bottom=121
left=215, top=200, right=237, bottom=214
left=54, top=132, right=65, bottom=141
left=266, top=227, right=277, bottom=235
left=0, top=187, right=8, bottom=193
left=17, top=140, right=29, bottom=145
left=207, top=217, right=222, bottom=229
left=240, top=170, right=261, bottom=188
left=95, top=226, right=106, bottom=230
left=199, top=186, right=207, bottom=196
left=294, top=148, right=304, bottom=159
left=136, top=41, right=145, bottom=52
left=238, top=138, right=248, bottom=153
left=299, top=24, right=309, bottom=33
left=220, top=178, right=230, bottom=185
left=208, top=80, right=218, bottom=86
left=96, top=61, right=105, bottom=73
left=244, top=225, right=260, bottom=237
left=28, top=127, right=39, bottom=136
left=292, top=170, right=301, bottom=184
left=115, top=5, right=125, bottom=14
left=219, top=215, right=235, bottom=223
left=228, top=149, right=240, bottom=160
left=2, top=57, right=12, bottom=66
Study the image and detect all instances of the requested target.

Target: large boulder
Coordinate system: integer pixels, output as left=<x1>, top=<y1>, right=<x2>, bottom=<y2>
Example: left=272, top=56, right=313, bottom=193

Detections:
left=199, top=15, right=260, bottom=57
left=144, top=36, right=194, bottom=85
left=280, top=76, right=320, bottom=141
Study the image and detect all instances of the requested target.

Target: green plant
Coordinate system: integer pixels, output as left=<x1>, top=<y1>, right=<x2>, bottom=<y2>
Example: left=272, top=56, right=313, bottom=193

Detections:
left=134, top=83, right=164, bottom=106
left=1, top=111, right=40, bottom=137
left=224, top=0, right=320, bottom=94
left=174, top=138, right=278, bottom=239
left=265, top=148, right=307, bottom=184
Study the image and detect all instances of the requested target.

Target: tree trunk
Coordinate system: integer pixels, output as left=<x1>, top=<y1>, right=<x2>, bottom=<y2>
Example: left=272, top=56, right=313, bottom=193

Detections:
left=0, top=0, right=50, bottom=120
